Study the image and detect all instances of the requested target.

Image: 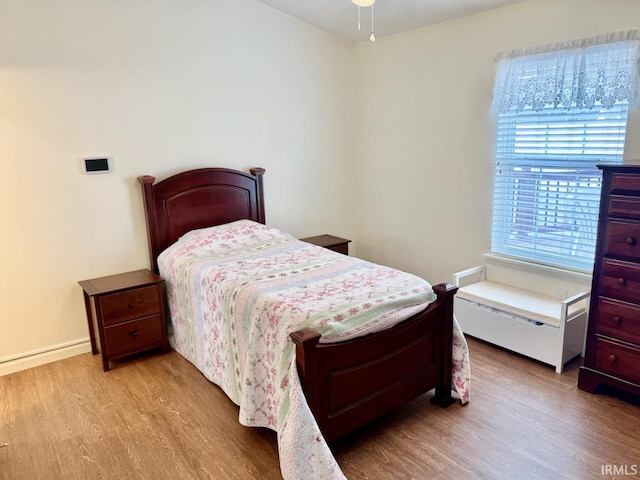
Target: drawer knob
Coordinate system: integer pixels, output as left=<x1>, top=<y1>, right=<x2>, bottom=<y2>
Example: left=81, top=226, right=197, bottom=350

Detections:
left=613, top=316, right=622, bottom=324
left=128, top=303, right=135, bottom=309
left=617, top=278, right=626, bottom=286
left=129, top=330, right=139, bottom=338
left=608, top=354, right=617, bottom=364
left=626, top=237, right=636, bottom=245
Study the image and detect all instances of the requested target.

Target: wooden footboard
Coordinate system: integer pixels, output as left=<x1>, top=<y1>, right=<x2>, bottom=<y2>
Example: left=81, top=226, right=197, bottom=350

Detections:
left=290, top=283, right=458, bottom=442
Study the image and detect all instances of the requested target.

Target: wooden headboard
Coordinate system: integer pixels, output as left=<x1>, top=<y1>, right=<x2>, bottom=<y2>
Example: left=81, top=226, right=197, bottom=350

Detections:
left=137, top=167, right=265, bottom=273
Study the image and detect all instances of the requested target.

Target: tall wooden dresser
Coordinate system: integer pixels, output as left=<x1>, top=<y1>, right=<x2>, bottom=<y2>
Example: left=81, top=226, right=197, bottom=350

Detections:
left=579, top=164, right=640, bottom=398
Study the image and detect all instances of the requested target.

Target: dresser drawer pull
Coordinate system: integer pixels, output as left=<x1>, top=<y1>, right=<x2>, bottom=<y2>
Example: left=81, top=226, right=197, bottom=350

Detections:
left=129, top=329, right=139, bottom=338
left=626, top=237, right=637, bottom=245
left=608, top=354, right=617, bottom=363
left=128, top=303, right=135, bottom=309
left=612, top=316, right=622, bottom=324
left=617, top=278, right=626, bottom=286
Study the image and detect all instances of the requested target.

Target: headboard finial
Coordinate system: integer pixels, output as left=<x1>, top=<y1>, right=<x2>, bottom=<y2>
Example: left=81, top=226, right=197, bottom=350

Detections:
left=137, top=175, right=156, bottom=185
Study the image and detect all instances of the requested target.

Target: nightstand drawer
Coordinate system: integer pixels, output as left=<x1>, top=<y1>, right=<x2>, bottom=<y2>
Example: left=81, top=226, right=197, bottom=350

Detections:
left=327, top=243, right=349, bottom=255
left=104, top=315, right=164, bottom=357
left=99, top=285, right=160, bottom=326
left=595, top=337, right=640, bottom=382
left=300, top=234, right=351, bottom=255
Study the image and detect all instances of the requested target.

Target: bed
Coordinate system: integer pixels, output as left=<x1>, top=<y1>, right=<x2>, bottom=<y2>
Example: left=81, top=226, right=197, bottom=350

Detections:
left=137, top=167, right=470, bottom=479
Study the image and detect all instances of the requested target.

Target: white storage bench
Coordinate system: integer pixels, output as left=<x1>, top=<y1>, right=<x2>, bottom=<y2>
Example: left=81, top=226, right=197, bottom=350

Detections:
left=454, top=264, right=590, bottom=373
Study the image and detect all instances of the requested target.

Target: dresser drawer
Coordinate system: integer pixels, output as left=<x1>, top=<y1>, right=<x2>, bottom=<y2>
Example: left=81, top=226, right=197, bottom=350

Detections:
left=611, top=172, right=640, bottom=193
left=104, top=315, right=164, bottom=357
left=595, top=297, right=640, bottom=344
left=601, top=259, right=640, bottom=304
left=609, top=195, right=640, bottom=219
left=98, top=285, right=160, bottom=326
left=604, top=220, right=640, bottom=260
left=594, top=337, right=640, bottom=382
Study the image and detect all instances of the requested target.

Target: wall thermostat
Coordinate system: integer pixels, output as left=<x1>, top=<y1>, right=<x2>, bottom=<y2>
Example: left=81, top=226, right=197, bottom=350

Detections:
left=82, top=157, right=111, bottom=174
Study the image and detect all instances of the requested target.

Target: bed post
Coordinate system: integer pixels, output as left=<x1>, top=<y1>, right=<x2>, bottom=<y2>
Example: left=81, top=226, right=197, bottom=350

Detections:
left=137, top=175, right=160, bottom=273
left=250, top=167, right=266, bottom=224
left=289, top=328, right=322, bottom=420
left=430, top=283, right=458, bottom=407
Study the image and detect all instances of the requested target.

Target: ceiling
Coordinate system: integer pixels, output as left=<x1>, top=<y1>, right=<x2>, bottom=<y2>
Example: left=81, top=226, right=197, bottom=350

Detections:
left=254, top=0, right=525, bottom=42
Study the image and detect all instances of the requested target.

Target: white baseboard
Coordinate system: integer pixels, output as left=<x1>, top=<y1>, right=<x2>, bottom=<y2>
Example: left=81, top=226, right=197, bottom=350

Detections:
left=0, top=339, right=92, bottom=377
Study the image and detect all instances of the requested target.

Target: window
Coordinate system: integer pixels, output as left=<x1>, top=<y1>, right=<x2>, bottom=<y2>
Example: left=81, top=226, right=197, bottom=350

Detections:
left=491, top=32, right=640, bottom=271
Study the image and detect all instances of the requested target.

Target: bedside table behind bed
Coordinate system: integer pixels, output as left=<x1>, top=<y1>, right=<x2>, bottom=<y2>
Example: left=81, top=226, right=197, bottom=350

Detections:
left=300, top=234, right=351, bottom=255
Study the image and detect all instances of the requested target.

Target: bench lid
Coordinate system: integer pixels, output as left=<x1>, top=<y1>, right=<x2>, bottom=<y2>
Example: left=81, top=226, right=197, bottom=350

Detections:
left=457, top=281, right=584, bottom=328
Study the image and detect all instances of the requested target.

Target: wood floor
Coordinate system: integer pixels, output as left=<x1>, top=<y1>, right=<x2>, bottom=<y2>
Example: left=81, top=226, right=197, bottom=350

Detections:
left=1, top=338, right=639, bottom=480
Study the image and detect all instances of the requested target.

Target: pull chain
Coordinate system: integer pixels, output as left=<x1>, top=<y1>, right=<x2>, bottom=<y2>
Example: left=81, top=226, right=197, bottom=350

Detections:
left=353, top=1, right=375, bottom=42
left=370, top=4, right=375, bottom=42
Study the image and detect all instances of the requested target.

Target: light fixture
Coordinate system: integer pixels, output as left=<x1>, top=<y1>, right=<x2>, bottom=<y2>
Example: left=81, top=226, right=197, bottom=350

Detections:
left=351, top=0, right=375, bottom=42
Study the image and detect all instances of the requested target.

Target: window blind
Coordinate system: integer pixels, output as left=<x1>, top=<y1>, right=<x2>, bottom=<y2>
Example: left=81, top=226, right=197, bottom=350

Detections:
left=492, top=104, right=628, bottom=271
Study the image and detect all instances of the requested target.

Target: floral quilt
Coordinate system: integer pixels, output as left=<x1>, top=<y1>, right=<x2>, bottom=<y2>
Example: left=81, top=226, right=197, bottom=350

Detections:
left=158, top=220, right=470, bottom=479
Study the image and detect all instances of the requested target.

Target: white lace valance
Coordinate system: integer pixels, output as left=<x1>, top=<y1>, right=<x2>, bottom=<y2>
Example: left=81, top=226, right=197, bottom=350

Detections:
left=492, top=30, right=640, bottom=114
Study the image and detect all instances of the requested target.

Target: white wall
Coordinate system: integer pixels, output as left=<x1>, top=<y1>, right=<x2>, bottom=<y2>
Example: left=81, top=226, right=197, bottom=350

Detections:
left=3, top=0, right=639, bottom=373
left=353, top=0, right=640, bottom=286
left=0, top=0, right=357, bottom=372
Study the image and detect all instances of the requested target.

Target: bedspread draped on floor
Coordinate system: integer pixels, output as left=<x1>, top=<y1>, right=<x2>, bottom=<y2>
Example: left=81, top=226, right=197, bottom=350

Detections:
left=158, top=220, right=470, bottom=479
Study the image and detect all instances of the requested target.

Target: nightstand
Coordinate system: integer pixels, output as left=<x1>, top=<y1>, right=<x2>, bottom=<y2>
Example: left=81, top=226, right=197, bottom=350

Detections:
left=79, top=269, right=169, bottom=371
left=301, top=234, right=351, bottom=255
